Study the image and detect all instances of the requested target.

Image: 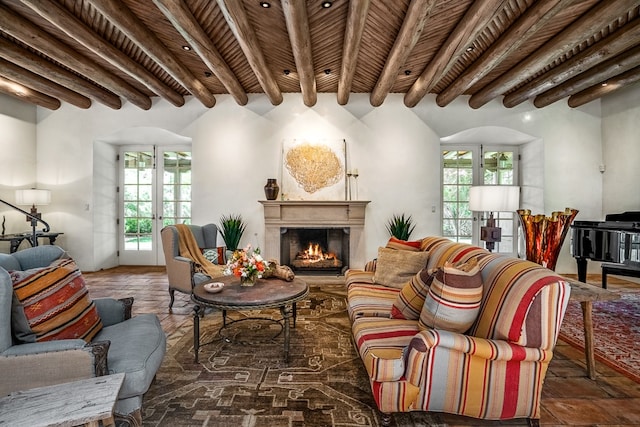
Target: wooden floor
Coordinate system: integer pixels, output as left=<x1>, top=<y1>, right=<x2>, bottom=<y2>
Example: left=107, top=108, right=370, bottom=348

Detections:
left=83, top=267, right=640, bottom=426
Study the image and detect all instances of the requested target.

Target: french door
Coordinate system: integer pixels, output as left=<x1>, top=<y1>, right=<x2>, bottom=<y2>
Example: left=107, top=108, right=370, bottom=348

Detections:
left=119, top=146, right=192, bottom=265
left=441, top=145, right=519, bottom=255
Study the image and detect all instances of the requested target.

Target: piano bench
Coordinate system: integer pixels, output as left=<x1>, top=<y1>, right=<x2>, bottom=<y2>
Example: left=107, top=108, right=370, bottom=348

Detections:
left=601, top=262, right=640, bottom=289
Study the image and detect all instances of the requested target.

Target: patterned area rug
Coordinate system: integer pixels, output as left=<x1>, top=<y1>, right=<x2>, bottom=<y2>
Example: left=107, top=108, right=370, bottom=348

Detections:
left=142, top=284, right=442, bottom=427
left=559, top=290, right=640, bottom=383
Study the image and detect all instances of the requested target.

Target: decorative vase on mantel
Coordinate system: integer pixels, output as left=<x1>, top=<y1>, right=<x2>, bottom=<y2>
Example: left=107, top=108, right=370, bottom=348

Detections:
left=264, top=178, right=279, bottom=200
left=517, top=208, right=579, bottom=271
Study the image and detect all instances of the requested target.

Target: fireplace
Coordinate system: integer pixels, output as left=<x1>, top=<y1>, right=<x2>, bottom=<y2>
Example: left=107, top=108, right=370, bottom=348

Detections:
left=280, top=228, right=349, bottom=274
left=260, top=200, right=369, bottom=274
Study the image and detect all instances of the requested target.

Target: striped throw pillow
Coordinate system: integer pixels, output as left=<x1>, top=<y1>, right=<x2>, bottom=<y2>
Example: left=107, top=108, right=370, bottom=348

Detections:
left=385, top=237, right=422, bottom=251
left=390, top=267, right=436, bottom=320
left=418, top=258, right=483, bottom=333
left=11, top=258, right=103, bottom=343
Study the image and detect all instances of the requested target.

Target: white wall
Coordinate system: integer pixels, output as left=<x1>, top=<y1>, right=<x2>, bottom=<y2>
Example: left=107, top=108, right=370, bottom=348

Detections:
left=0, top=94, right=38, bottom=252
left=601, top=81, right=640, bottom=212
left=6, top=88, right=637, bottom=275
left=34, top=98, right=208, bottom=269
left=181, top=92, right=602, bottom=273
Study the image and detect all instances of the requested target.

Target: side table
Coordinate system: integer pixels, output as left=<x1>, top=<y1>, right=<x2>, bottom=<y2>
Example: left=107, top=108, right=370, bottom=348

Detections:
left=0, top=373, right=124, bottom=427
left=565, top=278, right=621, bottom=380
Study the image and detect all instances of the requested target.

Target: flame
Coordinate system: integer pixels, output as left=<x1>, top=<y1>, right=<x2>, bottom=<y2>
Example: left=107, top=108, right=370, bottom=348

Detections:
left=297, top=242, right=337, bottom=263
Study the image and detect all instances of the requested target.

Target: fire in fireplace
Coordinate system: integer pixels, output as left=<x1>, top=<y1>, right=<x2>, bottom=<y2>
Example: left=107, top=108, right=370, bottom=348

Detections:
left=293, top=242, right=342, bottom=269
left=280, top=227, right=349, bottom=274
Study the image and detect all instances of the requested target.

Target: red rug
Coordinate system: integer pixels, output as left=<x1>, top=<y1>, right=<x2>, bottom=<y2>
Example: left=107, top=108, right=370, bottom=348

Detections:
left=559, top=291, right=640, bottom=383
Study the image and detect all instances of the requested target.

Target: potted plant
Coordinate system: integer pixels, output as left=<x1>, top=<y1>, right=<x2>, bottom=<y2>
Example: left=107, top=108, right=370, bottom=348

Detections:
left=219, top=214, right=246, bottom=251
left=386, top=213, right=416, bottom=240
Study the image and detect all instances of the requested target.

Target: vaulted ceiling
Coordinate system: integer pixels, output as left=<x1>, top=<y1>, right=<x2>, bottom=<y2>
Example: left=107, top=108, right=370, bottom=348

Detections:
left=0, top=0, right=639, bottom=111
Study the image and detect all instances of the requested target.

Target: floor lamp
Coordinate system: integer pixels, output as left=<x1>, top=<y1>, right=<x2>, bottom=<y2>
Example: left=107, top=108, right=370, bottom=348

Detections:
left=469, top=186, right=520, bottom=252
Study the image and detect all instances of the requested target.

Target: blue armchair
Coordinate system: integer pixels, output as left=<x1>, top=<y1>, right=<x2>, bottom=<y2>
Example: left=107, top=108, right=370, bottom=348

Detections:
left=0, top=246, right=166, bottom=427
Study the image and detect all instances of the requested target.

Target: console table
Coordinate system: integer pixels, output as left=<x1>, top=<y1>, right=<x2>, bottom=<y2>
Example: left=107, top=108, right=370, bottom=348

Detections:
left=0, top=232, right=63, bottom=253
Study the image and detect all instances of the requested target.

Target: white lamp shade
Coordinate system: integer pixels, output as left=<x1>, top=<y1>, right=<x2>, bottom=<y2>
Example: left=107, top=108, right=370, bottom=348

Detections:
left=15, top=189, right=51, bottom=206
left=469, top=186, right=519, bottom=212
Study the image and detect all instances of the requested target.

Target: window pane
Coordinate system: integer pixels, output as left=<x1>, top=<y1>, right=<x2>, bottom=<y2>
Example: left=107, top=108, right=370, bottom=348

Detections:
left=162, top=151, right=192, bottom=227
left=442, top=150, right=473, bottom=243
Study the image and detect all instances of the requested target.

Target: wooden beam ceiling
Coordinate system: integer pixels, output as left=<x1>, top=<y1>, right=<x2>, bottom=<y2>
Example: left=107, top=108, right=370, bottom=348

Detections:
left=0, top=0, right=637, bottom=111
left=153, top=0, right=247, bottom=105
left=86, top=0, right=216, bottom=107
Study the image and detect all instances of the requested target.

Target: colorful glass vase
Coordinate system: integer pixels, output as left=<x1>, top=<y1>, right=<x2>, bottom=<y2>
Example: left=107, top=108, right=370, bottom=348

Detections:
left=517, top=208, right=578, bottom=271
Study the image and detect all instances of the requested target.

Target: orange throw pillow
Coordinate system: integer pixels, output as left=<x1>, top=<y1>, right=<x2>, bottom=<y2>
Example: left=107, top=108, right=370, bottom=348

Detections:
left=11, top=258, right=103, bottom=343
left=385, top=237, right=422, bottom=251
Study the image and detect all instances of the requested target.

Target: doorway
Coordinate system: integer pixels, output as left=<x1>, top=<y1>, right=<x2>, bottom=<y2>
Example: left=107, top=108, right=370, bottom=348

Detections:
left=441, top=145, right=519, bottom=255
left=118, top=146, right=191, bottom=265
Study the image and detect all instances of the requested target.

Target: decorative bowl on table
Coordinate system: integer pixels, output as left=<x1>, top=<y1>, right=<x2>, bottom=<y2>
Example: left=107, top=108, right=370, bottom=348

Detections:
left=203, top=282, right=225, bottom=293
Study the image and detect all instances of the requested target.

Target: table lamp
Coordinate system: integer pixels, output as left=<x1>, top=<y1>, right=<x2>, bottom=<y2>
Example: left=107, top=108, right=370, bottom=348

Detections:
left=15, top=188, right=51, bottom=229
left=469, top=185, right=520, bottom=252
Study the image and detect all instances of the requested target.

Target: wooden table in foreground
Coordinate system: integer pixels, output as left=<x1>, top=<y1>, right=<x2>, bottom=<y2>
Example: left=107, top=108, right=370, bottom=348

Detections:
left=565, top=278, right=621, bottom=380
left=0, top=373, right=124, bottom=427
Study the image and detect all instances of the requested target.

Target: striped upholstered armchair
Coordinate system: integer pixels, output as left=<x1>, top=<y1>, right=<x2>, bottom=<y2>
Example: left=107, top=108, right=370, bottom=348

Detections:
left=345, top=236, right=571, bottom=426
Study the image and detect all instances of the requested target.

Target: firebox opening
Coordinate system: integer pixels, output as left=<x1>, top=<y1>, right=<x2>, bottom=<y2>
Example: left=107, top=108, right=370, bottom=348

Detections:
left=280, top=227, right=349, bottom=275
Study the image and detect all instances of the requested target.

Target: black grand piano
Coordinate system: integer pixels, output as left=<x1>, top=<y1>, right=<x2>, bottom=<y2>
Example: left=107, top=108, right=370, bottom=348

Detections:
left=571, top=211, right=640, bottom=286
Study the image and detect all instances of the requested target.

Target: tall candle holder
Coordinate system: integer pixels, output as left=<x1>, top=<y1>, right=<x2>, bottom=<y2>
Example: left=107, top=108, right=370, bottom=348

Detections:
left=346, top=170, right=353, bottom=200
left=352, top=169, right=359, bottom=200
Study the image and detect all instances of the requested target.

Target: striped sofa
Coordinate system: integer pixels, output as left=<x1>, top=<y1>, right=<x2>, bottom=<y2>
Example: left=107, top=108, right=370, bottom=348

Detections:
left=345, top=236, right=571, bottom=426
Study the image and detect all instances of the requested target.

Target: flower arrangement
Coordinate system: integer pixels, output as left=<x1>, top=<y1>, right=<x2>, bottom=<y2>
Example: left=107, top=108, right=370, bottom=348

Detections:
left=223, top=244, right=267, bottom=285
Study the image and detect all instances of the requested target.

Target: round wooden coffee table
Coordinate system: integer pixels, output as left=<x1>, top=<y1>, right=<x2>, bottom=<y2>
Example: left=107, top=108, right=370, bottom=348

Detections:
left=191, top=276, right=309, bottom=363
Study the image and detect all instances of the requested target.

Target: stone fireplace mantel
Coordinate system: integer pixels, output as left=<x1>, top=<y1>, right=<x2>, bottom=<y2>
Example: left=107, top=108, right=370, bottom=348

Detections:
left=260, top=200, right=370, bottom=271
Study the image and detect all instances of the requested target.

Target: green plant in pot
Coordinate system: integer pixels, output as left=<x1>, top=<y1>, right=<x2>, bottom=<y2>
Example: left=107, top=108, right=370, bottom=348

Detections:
left=386, top=213, right=416, bottom=241
left=219, top=214, right=246, bottom=251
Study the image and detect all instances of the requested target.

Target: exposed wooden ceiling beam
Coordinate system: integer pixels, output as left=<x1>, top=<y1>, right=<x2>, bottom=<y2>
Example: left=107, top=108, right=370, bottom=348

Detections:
left=282, top=0, right=316, bottom=107
left=0, top=75, right=61, bottom=110
left=0, top=5, right=148, bottom=109
left=568, top=65, right=640, bottom=107
left=0, top=37, right=122, bottom=109
left=86, top=0, right=215, bottom=108
left=337, top=0, right=370, bottom=105
left=468, top=0, right=637, bottom=109
left=370, top=0, right=435, bottom=107
left=153, top=0, right=247, bottom=106
left=20, top=0, right=185, bottom=108
left=0, top=58, right=90, bottom=109
left=504, top=18, right=640, bottom=108
left=217, top=0, right=282, bottom=105
left=534, top=45, right=640, bottom=108
left=436, top=0, right=568, bottom=108
left=404, top=0, right=503, bottom=108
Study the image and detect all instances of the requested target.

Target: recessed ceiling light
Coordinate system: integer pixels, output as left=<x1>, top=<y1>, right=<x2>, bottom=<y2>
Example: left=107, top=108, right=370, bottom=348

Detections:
left=321, top=1, right=333, bottom=8
left=466, top=46, right=474, bottom=52
left=601, top=82, right=608, bottom=87
left=260, top=2, right=271, bottom=8
left=182, top=45, right=191, bottom=51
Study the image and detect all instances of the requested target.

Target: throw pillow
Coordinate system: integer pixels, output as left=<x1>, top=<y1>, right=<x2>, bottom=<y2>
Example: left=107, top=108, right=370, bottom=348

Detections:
left=372, top=247, right=430, bottom=289
left=11, top=258, right=103, bottom=343
left=390, top=267, right=436, bottom=320
left=202, top=248, right=218, bottom=264
left=418, top=258, right=483, bottom=333
left=385, top=237, right=422, bottom=252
